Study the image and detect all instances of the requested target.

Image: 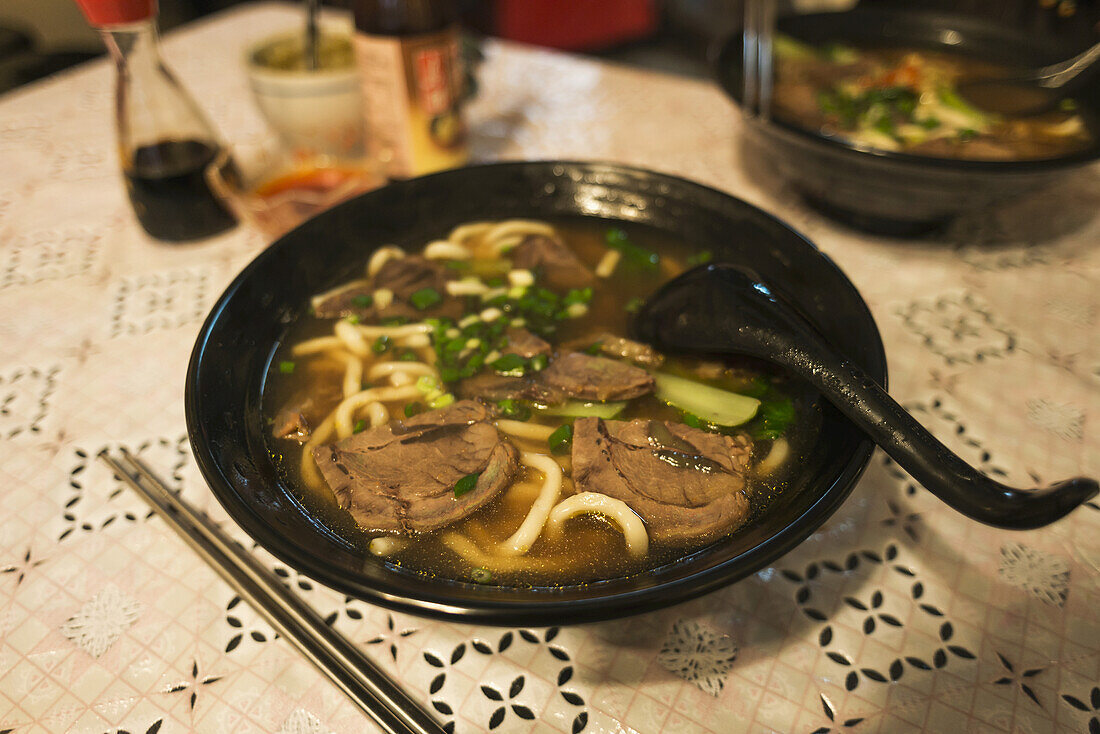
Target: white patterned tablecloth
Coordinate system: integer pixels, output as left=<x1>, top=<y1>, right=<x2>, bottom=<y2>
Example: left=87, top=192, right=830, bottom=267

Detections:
left=1, top=4, right=1098, bottom=733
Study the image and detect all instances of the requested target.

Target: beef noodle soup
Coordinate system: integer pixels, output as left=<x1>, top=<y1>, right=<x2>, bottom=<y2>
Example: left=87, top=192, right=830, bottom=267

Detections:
left=772, top=36, right=1093, bottom=160
left=264, top=220, right=816, bottom=586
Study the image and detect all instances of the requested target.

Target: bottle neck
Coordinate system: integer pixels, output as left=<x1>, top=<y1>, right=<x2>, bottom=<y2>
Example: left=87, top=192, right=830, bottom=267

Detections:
left=100, top=19, right=161, bottom=73
left=98, top=17, right=221, bottom=160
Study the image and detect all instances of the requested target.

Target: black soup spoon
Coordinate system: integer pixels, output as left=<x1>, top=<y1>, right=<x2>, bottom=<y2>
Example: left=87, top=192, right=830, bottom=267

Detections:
left=633, top=263, right=1098, bottom=530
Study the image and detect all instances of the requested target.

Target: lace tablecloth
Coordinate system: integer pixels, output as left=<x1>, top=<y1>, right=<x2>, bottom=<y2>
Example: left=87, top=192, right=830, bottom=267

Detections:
left=1, top=4, right=1097, bottom=733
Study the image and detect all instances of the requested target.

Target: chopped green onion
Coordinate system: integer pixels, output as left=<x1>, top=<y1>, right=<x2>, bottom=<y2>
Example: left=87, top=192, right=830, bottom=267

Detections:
left=497, top=398, right=532, bottom=421
left=416, top=375, right=439, bottom=393
left=351, top=294, right=373, bottom=308
left=409, top=287, right=442, bottom=310
left=278, top=360, right=296, bottom=374
left=686, top=250, right=713, bottom=266
left=958, top=128, right=978, bottom=141
left=918, top=117, right=941, bottom=130
left=471, top=567, right=492, bottom=584
left=604, top=228, right=658, bottom=270
left=373, top=335, right=391, bottom=354
left=563, top=287, right=592, bottom=306
left=1059, top=98, right=1078, bottom=112
left=353, top=419, right=367, bottom=433
left=584, top=341, right=604, bottom=356
left=453, top=472, right=480, bottom=498
left=490, top=353, right=526, bottom=376
left=528, top=354, right=548, bottom=372
left=439, top=366, right=460, bottom=383
left=430, top=392, right=455, bottom=409
left=548, top=423, right=573, bottom=454
left=381, top=316, right=409, bottom=326
left=346, top=314, right=360, bottom=324
left=624, top=297, right=645, bottom=314
left=398, top=350, right=419, bottom=362
left=404, top=402, right=424, bottom=418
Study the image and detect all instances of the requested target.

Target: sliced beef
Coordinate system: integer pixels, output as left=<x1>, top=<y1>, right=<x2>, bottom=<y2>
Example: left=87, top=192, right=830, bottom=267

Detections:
left=510, top=234, right=595, bottom=292
left=564, top=332, right=664, bottom=368
left=455, top=373, right=561, bottom=404
left=370, top=255, right=465, bottom=321
left=571, top=417, right=753, bottom=542
left=271, top=367, right=345, bottom=443
left=311, top=279, right=374, bottom=319
left=457, top=351, right=653, bottom=404
left=312, top=255, right=464, bottom=320
left=539, top=352, right=654, bottom=402
left=313, top=400, right=518, bottom=533
left=502, top=327, right=551, bottom=360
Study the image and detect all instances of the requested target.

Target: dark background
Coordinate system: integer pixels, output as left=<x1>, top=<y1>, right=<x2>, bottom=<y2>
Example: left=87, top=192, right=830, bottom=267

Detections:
left=0, top=0, right=1096, bottom=96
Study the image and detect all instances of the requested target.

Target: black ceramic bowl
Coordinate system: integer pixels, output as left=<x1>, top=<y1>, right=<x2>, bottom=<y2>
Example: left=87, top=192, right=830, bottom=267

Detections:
left=186, top=161, right=887, bottom=625
left=713, top=7, right=1100, bottom=235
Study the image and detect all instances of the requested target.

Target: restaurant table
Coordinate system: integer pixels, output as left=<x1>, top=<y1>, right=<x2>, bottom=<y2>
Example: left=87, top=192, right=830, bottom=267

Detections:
left=1, top=3, right=1097, bottom=733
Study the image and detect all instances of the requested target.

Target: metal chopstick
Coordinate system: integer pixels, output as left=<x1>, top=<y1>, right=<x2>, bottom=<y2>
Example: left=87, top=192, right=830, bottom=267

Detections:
left=99, top=449, right=445, bottom=734
left=742, top=0, right=776, bottom=120
left=742, top=0, right=760, bottom=118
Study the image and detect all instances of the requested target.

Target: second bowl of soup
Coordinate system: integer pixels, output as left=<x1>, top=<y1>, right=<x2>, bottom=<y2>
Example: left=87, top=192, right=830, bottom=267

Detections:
left=713, top=6, right=1100, bottom=234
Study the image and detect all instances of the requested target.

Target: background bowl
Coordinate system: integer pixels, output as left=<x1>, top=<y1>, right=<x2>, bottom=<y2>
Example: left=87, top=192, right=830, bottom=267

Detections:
left=186, top=161, right=887, bottom=625
left=713, top=6, right=1100, bottom=235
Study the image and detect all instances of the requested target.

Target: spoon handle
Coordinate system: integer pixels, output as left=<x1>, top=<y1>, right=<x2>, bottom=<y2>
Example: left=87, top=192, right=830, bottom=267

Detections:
left=780, top=338, right=1097, bottom=529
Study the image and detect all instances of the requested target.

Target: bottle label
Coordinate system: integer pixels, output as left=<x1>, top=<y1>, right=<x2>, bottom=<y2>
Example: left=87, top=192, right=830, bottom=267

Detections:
left=354, top=28, right=468, bottom=178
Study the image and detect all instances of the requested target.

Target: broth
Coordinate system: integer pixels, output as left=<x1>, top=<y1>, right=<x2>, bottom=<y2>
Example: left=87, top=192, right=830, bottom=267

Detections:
left=263, top=219, right=817, bottom=586
left=772, top=36, right=1093, bottom=160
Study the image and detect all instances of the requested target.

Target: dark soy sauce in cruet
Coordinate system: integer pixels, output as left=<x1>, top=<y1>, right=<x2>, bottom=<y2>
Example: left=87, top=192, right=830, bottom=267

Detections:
left=123, top=139, right=237, bottom=242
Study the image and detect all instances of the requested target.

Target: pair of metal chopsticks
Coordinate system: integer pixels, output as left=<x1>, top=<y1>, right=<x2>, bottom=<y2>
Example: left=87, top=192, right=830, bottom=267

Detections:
left=742, top=0, right=776, bottom=119
left=99, top=449, right=445, bottom=734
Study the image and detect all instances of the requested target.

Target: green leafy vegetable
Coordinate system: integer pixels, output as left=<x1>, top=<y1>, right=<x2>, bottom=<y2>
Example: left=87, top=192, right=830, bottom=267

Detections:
left=351, top=294, right=373, bottom=308
left=409, top=287, right=442, bottom=310
left=540, top=401, right=627, bottom=419
left=453, top=472, right=480, bottom=498
left=397, top=349, right=419, bottom=362
left=372, top=335, right=391, bottom=354
left=548, top=424, right=573, bottom=454
left=404, top=402, right=424, bottom=418
left=605, top=228, right=658, bottom=270
left=653, top=372, right=760, bottom=427
left=819, top=86, right=920, bottom=134
left=353, top=419, right=367, bottom=433
left=752, top=397, right=796, bottom=440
